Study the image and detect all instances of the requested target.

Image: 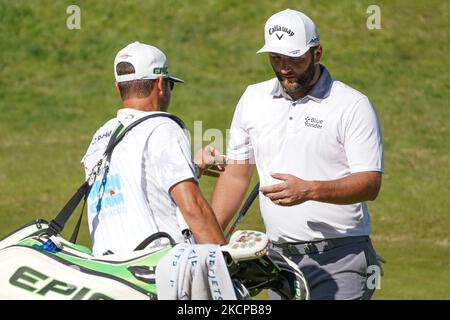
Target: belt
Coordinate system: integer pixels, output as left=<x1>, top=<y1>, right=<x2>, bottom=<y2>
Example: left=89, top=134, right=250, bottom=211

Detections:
left=272, top=236, right=369, bottom=256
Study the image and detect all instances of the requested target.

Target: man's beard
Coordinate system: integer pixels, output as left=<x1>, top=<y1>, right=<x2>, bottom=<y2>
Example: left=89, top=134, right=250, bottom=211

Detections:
left=277, top=59, right=316, bottom=95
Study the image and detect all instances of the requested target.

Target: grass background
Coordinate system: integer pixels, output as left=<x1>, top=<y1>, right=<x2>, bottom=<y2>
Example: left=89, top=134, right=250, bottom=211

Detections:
left=0, top=0, right=449, bottom=299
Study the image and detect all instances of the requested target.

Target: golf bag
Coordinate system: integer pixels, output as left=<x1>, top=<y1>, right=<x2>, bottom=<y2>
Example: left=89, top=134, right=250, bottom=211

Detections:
left=0, top=220, right=309, bottom=300
left=0, top=220, right=165, bottom=299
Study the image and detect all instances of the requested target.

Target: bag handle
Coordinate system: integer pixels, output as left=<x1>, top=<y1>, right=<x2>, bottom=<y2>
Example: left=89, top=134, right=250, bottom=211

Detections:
left=47, top=113, right=185, bottom=240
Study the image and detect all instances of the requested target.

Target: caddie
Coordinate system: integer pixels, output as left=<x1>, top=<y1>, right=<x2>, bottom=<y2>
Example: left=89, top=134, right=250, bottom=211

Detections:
left=82, top=41, right=225, bottom=256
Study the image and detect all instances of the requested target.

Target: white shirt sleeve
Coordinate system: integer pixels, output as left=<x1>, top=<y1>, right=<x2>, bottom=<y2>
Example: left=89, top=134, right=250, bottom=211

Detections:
left=146, top=122, right=197, bottom=193
left=227, top=89, right=255, bottom=161
left=343, top=97, right=384, bottom=173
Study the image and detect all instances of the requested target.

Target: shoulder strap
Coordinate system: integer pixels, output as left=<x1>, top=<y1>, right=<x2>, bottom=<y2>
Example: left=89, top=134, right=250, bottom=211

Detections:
left=47, top=113, right=185, bottom=240
left=104, top=113, right=185, bottom=159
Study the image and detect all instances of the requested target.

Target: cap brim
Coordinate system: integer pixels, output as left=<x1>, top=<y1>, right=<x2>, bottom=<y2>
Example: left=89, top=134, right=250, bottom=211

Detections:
left=256, top=44, right=310, bottom=58
left=168, top=74, right=184, bottom=83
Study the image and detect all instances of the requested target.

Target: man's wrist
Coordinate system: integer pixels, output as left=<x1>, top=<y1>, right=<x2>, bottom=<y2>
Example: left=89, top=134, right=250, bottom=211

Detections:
left=307, top=180, right=319, bottom=201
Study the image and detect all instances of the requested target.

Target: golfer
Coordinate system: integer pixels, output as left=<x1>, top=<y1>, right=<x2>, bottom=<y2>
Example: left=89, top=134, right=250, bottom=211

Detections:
left=82, top=41, right=225, bottom=256
left=211, top=9, right=384, bottom=299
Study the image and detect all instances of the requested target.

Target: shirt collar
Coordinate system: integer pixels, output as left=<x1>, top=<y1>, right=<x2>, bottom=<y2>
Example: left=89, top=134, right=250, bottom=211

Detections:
left=270, top=64, right=333, bottom=102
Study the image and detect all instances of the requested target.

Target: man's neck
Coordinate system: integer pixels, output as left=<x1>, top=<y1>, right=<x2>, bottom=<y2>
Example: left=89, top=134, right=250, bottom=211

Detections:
left=122, top=98, right=158, bottom=112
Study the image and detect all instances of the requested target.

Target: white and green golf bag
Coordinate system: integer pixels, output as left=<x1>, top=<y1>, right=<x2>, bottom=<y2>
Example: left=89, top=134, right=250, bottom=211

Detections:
left=0, top=219, right=309, bottom=300
left=0, top=219, right=165, bottom=299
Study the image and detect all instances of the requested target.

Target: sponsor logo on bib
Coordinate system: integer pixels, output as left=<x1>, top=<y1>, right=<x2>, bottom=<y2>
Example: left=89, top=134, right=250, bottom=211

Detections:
left=88, top=173, right=126, bottom=215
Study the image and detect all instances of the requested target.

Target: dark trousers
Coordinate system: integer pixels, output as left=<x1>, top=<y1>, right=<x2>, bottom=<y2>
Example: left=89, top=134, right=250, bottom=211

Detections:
left=270, top=238, right=381, bottom=300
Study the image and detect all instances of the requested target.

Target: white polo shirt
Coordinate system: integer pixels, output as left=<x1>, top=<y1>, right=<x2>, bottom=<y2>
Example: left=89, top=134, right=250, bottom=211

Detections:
left=81, top=108, right=197, bottom=256
left=227, top=65, right=383, bottom=243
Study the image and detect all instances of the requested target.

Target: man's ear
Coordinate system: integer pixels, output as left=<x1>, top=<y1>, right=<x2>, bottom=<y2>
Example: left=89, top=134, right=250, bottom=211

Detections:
left=156, top=76, right=166, bottom=97
left=114, top=81, right=121, bottom=96
left=314, top=45, right=322, bottom=65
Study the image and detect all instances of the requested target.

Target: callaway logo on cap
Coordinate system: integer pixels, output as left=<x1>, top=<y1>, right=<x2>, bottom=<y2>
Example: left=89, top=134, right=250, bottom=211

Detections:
left=257, top=9, right=320, bottom=57
left=114, top=41, right=184, bottom=83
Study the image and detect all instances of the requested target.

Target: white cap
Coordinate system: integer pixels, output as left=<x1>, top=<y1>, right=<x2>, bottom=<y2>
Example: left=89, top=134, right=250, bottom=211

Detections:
left=114, top=41, right=184, bottom=83
left=257, top=9, right=319, bottom=57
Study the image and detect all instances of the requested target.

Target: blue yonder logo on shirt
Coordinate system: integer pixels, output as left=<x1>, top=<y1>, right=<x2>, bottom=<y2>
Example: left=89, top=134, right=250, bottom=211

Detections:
left=304, top=116, right=323, bottom=129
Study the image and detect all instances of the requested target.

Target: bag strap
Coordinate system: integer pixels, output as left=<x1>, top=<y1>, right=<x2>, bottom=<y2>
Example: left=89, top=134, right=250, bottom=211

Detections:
left=104, top=113, right=185, bottom=158
left=47, top=113, right=185, bottom=239
left=69, top=188, right=88, bottom=243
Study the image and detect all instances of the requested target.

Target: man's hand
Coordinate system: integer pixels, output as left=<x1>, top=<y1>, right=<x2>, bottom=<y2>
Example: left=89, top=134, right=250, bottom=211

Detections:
left=260, top=171, right=382, bottom=206
left=260, top=173, right=313, bottom=206
left=194, top=145, right=227, bottom=177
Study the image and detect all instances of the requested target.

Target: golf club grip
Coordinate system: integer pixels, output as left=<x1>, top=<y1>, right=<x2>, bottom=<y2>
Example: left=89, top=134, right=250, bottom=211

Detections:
left=225, top=182, right=260, bottom=240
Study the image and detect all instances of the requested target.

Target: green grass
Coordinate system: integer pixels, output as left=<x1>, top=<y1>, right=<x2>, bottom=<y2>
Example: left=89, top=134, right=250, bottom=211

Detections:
left=0, top=0, right=449, bottom=299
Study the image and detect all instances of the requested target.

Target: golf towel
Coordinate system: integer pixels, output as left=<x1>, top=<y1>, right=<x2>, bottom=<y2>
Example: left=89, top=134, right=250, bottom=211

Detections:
left=155, top=243, right=237, bottom=300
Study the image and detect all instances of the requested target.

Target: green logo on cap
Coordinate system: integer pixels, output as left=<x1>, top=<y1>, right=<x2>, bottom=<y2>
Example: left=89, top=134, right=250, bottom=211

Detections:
left=153, top=67, right=168, bottom=75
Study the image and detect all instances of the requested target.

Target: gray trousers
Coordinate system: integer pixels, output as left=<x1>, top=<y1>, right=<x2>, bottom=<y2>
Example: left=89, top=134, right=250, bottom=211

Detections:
left=270, top=238, right=380, bottom=300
